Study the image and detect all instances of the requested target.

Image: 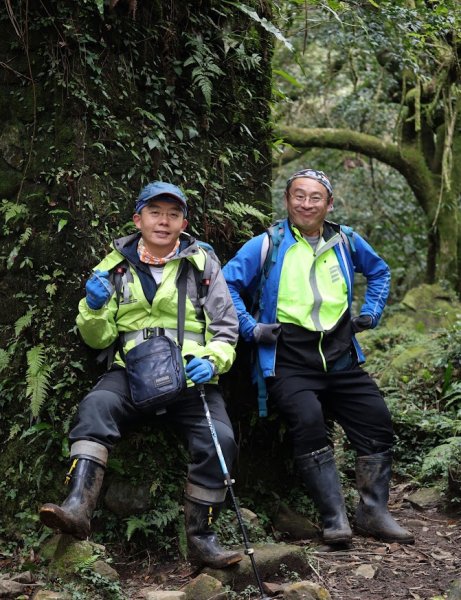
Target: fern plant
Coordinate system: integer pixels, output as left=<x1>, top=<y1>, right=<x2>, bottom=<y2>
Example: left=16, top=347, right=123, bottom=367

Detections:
left=0, top=349, right=10, bottom=373
left=14, top=308, right=37, bottom=338
left=184, top=34, right=224, bottom=106
left=26, top=344, right=53, bottom=418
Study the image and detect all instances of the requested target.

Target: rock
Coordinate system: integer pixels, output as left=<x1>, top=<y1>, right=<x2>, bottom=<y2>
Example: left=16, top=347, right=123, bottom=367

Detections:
left=140, top=591, right=186, bottom=600
left=263, top=581, right=285, bottom=595
left=0, top=571, right=43, bottom=600
left=104, top=478, right=151, bottom=516
left=92, top=559, right=119, bottom=582
left=41, top=535, right=104, bottom=577
left=183, top=573, right=226, bottom=599
left=40, top=533, right=118, bottom=587
left=204, top=542, right=310, bottom=592
left=400, top=284, right=459, bottom=330
left=282, top=580, right=331, bottom=599
left=406, top=487, right=444, bottom=510
left=272, top=502, right=318, bottom=540
left=354, top=564, right=378, bottom=579
left=227, top=507, right=266, bottom=540
left=448, top=577, right=461, bottom=600
left=33, top=592, right=72, bottom=600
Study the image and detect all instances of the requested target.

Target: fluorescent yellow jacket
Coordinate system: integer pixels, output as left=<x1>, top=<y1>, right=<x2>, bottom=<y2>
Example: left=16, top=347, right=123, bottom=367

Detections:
left=76, top=232, right=239, bottom=385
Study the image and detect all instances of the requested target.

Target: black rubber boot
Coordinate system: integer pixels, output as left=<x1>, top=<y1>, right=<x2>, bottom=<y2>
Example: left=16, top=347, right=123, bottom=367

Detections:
left=184, top=498, right=243, bottom=568
left=39, top=457, right=105, bottom=539
left=354, top=451, right=414, bottom=544
left=295, top=446, right=352, bottom=545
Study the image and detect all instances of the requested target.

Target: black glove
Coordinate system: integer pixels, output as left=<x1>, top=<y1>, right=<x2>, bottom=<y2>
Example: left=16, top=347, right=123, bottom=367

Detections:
left=351, top=315, right=373, bottom=333
left=253, top=323, right=281, bottom=344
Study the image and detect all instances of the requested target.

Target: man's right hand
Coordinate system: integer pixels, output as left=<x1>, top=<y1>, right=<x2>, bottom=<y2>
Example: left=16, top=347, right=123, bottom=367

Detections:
left=253, top=322, right=281, bottom=344
left=85, top=270, right=113, bottom=310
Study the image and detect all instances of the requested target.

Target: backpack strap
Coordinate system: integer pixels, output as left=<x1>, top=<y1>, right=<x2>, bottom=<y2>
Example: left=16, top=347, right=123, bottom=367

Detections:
left=193, top=242, right=216, bottom=306
left=339, top=225, right=356, bottom=256
left=253, top=220, right=285, bottom=315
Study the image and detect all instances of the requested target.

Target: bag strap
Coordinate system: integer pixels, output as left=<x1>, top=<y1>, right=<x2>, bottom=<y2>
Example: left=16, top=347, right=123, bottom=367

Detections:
left=96, top=262, right=128, bottom=368
left=176, top=259, right=189, bottom=349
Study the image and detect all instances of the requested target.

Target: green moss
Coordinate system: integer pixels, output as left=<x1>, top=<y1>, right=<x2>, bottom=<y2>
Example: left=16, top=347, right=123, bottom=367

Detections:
left=43, top=535, right=105, bottom=577
left=0, top=166, right=22, bottom=198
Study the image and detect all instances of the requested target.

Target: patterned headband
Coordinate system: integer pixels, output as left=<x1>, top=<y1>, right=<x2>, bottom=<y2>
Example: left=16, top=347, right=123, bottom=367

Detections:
left=286, top=169, right=333, bottom=198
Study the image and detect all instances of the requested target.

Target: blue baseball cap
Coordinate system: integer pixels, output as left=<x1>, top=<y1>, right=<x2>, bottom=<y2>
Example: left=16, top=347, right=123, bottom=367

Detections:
left=286, top=169, right=333, bottom=199
left=135, top=181, right=188, bottom=215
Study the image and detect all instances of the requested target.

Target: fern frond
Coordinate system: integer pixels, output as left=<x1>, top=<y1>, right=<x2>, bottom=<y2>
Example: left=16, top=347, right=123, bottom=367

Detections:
left=0, top=200, right=29, bottom=224
left=19, top=227, right=32, bottom=246
left=224, top=201, right=271, bottom=226
left=126, top=516, right=154, bottom=541
left=197, top=76, right=212, bottom=106
left=74, top=554, right=99, bottom=571
left=0, top=348, right=9, bottom=373
left=15, top=309, right=36, bottom=337
left=26, top=344, right=53, bottom=418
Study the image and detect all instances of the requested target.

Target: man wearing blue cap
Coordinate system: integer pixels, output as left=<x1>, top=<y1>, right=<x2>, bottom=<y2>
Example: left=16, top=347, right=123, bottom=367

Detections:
left=39, top=181, right=243, bottom=568
left=223, top=169, right=414, bottom=547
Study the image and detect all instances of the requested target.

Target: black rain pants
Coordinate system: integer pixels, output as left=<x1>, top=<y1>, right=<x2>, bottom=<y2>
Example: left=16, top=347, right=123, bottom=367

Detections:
left=266, top=364, right=394, bottom=457
left=69, top=368, right=236, bottom=490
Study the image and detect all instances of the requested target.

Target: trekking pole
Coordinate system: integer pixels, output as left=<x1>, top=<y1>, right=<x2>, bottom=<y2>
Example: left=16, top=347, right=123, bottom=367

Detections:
left=198, top=383, right=269, bottom=599
left=186, top=358, right=269, bottom=599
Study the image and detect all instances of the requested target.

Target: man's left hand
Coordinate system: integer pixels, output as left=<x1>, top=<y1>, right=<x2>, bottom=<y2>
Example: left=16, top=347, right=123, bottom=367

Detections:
left=185, top=357, right=215, bottom=384
left=352, top=315, right=373, bottom=333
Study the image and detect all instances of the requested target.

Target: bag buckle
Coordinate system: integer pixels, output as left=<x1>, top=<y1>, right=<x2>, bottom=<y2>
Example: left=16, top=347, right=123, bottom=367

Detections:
left=143, top=327, right=165, bottom=339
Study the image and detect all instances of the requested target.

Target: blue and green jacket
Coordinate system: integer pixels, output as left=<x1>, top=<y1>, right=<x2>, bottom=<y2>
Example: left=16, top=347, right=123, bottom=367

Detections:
left=222, top=219, right=391, bottom=414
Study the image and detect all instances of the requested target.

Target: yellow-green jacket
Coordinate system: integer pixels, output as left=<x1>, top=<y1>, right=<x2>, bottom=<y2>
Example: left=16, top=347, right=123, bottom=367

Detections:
left=76, top=232, right=238, bottom=385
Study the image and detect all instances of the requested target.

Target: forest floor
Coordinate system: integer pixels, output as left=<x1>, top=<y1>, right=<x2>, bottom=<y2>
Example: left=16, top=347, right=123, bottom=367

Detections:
left=116, top=485, right=461, bottom=600
left=1, top=485, right=460, bottom=599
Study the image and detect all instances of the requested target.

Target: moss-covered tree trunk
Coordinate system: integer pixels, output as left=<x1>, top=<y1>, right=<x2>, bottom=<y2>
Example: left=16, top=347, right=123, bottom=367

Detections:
left=0, top=0, right=273, bottom=545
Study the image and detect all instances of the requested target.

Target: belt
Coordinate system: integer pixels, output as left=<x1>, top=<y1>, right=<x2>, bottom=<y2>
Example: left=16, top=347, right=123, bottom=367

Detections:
left=123, top=327, right=205, bottom=346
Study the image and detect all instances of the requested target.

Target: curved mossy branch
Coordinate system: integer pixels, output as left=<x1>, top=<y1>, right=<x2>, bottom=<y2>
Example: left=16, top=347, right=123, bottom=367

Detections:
left=275, top=125, right=438, bottom=217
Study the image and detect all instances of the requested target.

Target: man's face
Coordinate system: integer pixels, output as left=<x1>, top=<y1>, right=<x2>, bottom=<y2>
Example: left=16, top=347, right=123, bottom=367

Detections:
left=285, top=177, right=332, bottom=236
left=133, top=199, right=188, bottom=254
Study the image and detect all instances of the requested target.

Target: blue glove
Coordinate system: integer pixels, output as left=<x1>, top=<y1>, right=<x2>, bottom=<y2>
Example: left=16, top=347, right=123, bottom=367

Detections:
left=185, top=357, right=216, bottom=384
left=85, top=270, right=113, bottom=310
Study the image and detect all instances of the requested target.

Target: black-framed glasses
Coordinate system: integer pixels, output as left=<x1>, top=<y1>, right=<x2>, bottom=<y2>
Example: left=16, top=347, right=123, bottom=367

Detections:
left=289, top=192, right=326, bottom=204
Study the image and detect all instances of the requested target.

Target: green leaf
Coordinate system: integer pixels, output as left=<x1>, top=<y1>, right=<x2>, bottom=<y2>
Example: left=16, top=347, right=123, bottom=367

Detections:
left=45, top=283, right=58, bottom=297
left=226, top=2, right=294, bottom=52
left=273, top=68, right=302, bottom=88
left=57, top=219, right=68, bottom=232
left=93, top=0, right=104, bottom=16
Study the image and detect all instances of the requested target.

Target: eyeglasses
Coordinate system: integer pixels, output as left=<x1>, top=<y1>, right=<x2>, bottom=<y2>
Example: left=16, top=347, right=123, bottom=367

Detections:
left=289, top=193, right=326, bottom=205
left=147, top=209, right=183, bottom=221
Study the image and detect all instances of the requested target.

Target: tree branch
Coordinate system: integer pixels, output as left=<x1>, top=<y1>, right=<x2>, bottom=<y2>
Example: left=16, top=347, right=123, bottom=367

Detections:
left=275, top=125, right=438, bottom=216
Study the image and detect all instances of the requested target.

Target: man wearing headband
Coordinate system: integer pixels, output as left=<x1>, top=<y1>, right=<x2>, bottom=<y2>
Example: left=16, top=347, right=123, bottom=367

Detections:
left=223, top=169, right=414, bottom=547
left=39, top=181, right=243, bottom=569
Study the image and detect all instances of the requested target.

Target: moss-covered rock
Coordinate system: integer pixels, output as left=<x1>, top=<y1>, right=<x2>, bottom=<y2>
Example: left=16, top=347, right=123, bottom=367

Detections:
left=388, top=283, right=461, bottom=331
left=41, top=534, right=106, bottom=577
